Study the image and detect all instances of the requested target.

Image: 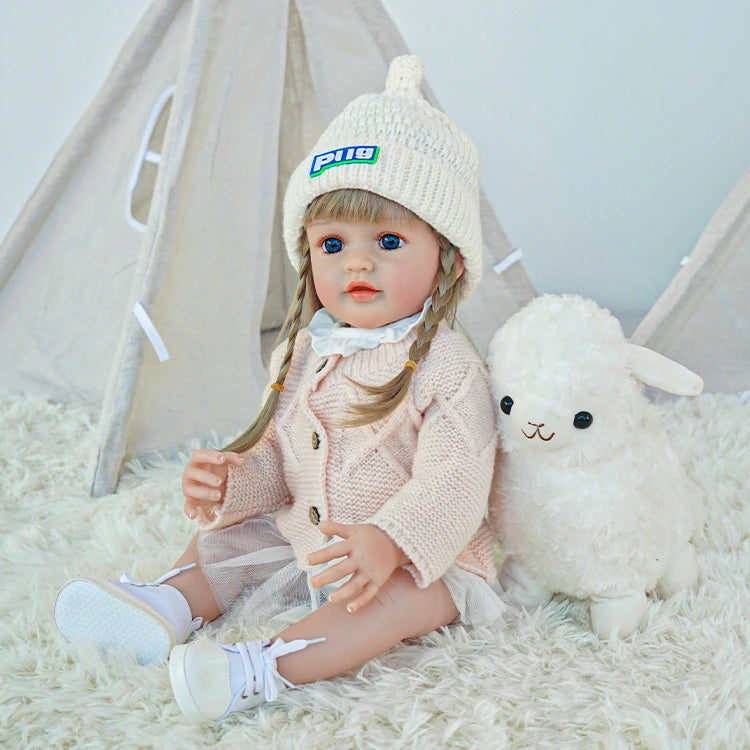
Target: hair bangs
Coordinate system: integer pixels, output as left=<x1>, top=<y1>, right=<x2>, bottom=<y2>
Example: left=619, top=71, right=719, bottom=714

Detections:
left=303, top=189, right=419, bottom=227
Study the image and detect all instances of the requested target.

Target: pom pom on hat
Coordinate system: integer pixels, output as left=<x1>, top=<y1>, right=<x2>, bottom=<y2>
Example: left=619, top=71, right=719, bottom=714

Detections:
left=384, top=54, right=423, bottom=96
left=282, top=55, right=483, bottom=298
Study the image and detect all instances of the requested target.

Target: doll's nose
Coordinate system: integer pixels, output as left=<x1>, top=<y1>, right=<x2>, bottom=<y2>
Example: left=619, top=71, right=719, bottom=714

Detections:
left=345, top=244, right=375, bottom=272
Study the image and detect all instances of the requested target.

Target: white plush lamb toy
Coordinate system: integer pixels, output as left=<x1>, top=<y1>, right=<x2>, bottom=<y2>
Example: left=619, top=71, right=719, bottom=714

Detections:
left=487, top=294, right=703, bottom=638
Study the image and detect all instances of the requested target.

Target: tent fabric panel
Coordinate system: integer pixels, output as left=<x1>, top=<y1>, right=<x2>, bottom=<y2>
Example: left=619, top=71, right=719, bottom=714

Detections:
left=0, top=0, right=190, bottom=408
left=92, top=0, right=292, bottom=493
left=633, top=167, right=750, bottom=394
left=458, top=189, right=537, bottom=355
left=296, top=0, right=406, bottom=125
left=89, top=0, right=215, bottom=495
left=0, top=0, right=184, bottom=283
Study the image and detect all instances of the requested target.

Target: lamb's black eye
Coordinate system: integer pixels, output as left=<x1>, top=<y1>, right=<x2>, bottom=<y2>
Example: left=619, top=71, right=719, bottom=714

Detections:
left=500, top=396, right=514, bottom=415
left=573, top=411, right=593, bottom=429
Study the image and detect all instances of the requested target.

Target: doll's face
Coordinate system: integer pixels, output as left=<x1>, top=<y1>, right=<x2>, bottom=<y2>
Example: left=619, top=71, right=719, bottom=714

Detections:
left=306, top=216, right=456, bottom=329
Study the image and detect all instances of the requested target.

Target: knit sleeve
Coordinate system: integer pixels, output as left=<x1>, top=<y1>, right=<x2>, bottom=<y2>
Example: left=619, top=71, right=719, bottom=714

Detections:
left=370, top=356, right=497, bottom=588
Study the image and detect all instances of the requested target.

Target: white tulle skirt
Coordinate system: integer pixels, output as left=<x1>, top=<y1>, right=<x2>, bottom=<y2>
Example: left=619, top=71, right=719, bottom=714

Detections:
left=198, top=516, right=506, bottom=629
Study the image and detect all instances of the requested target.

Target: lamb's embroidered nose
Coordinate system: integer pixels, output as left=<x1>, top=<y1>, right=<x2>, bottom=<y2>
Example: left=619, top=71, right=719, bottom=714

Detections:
left=522, top=422, right=555, bottom=441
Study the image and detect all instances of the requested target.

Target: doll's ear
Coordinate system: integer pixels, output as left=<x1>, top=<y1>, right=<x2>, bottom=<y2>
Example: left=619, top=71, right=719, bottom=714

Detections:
left=625, top=343, right=703, bottom=395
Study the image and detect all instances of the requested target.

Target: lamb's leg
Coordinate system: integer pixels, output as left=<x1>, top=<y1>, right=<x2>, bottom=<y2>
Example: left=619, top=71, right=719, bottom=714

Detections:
left=656, top=541, right=699, bottom=598
left=499, top=556, right=552, bottom=608
left=589, top=591, right=648, bottom=639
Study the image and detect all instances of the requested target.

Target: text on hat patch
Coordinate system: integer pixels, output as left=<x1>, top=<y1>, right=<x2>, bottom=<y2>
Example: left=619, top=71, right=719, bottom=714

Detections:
left=309, top=146, right=380, bottom=178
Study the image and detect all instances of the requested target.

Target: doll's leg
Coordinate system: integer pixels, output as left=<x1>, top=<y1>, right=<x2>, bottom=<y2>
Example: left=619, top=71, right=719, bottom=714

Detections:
left=275, top=567, right=458, bottom=684
left=169, top=568, right=458, bottom=721
left=167, top=534, right=222, bottom=622
left=55, top=533, right=214, bottom=665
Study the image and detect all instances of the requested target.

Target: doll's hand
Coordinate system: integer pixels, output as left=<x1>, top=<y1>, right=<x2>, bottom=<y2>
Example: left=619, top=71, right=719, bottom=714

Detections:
left=307, top=521, right=409, bottom=613
left=182, top=449, right=245, bottom=523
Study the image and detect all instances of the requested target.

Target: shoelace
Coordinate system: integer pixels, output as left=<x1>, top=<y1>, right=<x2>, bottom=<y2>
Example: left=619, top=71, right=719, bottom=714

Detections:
left=119, top=562, right=197, bottom=587
left=237, top=637, right=325, bottom=702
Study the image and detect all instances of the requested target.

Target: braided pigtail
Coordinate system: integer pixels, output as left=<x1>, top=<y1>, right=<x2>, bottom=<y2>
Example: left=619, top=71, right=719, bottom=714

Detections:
left=222, top=240, right=313, bottom=453
left=343, top=236, right=464, bottom=427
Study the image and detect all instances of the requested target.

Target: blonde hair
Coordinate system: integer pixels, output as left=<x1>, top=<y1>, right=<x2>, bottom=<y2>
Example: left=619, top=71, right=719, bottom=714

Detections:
left=223, top=189, right=465, bottom=452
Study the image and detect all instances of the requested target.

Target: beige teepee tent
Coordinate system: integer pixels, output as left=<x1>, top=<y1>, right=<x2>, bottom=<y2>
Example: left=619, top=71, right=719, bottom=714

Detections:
left=632, top=166, right=750, bottom=396
left=0, top=0, right=536, bottom=496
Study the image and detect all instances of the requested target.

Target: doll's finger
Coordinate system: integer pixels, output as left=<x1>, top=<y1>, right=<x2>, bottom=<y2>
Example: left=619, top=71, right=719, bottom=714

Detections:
left=189, top=449, right=227, bottom=465
left=184, top=482, right=224, bottom=503
left=343, top=581, right=380, bottom=613
left=222, top=451, right=245, bottom=465
left=184, top=500, right=216, bottom=519
left=309, top=558, right=357, bottom=589
left=189, top=449, right=244, bottom=467
left=316, top=520, right=352, bottom=538
left=184, top=467, right=226, bottom=488
left=307, top=540, right=349, bottom=566
left=184, top=497, right=200, bottom=518
left=327, top=574, right=367, bottom=605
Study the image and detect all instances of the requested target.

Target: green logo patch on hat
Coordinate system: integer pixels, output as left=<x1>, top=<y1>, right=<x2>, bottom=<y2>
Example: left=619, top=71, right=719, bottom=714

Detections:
left=309, top=146, right=380, bottom=178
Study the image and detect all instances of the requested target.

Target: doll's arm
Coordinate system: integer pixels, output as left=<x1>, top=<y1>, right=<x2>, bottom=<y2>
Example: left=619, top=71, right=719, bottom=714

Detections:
left=371, top=361, right=497, bottom=587
left=306, top=521, right=410, bottom=612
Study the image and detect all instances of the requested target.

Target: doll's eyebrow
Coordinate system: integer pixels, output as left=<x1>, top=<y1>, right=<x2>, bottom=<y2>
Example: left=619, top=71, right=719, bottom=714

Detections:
left=307, top=218, right=339, bottom=228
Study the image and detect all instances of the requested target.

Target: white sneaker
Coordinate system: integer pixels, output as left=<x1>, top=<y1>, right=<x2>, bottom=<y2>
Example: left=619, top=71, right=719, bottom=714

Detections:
left=169, top=636, right=325, bottom=722
left=54, top=564, right=203, bottom=665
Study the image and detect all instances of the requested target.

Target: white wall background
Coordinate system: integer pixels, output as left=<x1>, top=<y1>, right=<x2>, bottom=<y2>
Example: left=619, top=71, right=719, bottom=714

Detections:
left=2, top=0, right=749, bottom=325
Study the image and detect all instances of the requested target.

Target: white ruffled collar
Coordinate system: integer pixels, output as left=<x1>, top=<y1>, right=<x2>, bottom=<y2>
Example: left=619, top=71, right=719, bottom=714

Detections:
left=308, top=297, right=431, bottom=357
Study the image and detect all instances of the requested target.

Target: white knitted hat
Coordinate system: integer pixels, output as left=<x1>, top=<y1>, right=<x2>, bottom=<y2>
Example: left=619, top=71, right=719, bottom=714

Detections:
left=282, top=55, right=483, bottom=298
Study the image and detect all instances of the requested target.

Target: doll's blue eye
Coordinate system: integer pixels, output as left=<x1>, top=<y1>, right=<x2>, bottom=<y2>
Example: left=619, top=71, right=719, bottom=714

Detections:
left=379, top=233, right=403, bottom=250
left=500, top=396, right=514, bottom=415
left=573, top=411, right=593, bottom=429
left=323, top=237, right=343, bottom=254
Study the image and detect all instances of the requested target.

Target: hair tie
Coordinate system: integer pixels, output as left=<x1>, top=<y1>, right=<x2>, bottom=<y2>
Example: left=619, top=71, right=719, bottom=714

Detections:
left=404, top=360, right=417, bottom=372
left=270, top=382, right=285, bottom=393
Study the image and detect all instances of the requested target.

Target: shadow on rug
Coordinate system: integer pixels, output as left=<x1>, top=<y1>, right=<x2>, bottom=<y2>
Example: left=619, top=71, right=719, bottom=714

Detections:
left=0, top=393, right=747, bottom=749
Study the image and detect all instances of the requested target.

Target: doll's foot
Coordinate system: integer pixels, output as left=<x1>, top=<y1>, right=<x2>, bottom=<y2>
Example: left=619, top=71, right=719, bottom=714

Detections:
left=169, top=636, right=324, bottom=722
left=656, top=542, right=699, bottom=597
left=499, top=557, right=553, bottom=609
left=589, top=591, right=648, bottom=639
left=54, top=564, right=202, bottom=665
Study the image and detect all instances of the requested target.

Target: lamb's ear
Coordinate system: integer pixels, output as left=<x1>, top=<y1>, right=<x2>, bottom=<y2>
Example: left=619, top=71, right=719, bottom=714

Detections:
left=625, top=343, right=703, bottom=395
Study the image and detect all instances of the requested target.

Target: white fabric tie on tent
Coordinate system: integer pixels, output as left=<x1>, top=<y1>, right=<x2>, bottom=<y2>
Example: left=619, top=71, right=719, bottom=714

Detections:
left=492, top=247, right=524, bottom=276
left=133, top=302, right=170, bottom=362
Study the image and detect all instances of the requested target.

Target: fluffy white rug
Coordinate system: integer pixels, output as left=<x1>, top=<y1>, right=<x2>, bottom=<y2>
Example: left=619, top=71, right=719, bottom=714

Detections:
left=0, top=392, right=748, bottom=749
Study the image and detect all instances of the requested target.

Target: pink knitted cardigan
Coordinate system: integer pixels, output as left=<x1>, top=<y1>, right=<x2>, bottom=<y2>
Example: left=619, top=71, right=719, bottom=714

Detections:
left=202, top=322, right=498, bottom=588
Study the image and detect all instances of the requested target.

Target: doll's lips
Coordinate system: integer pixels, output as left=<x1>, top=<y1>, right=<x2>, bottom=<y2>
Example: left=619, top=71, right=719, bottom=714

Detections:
left=346, top=281, right=379, bottom=301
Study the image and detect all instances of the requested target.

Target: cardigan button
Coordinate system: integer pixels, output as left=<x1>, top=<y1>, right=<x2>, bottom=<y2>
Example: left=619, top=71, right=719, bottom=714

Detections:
left=311, top=431, right=321, bottom=450
left=309, top=506, right=321, bottom=525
